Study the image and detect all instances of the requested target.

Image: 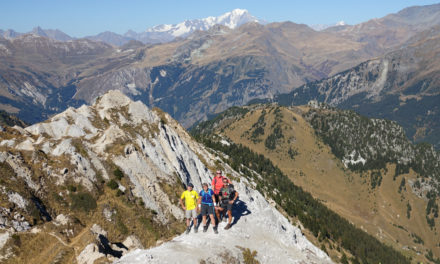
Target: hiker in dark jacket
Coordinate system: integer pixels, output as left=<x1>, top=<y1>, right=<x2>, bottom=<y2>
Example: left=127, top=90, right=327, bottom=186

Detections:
left=216, top=178, right=238, bottom=230
left=198, top=183, right=218, bottom=234
left=211, top=170, right=231, bottom=204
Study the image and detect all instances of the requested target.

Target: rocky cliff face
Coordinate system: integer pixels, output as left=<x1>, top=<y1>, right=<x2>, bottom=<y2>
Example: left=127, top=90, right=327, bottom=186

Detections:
left=0, top=90, right=330, bottom=263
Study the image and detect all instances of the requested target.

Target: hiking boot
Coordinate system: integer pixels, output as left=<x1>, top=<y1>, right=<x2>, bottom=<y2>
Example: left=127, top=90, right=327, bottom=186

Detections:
left=224, top=223, right=231, bottom=230
left=213, top=226, right=218, bottom=234
left=203, top=225, right=208, bottom=232
left=185, top=227, right=191, bottom=234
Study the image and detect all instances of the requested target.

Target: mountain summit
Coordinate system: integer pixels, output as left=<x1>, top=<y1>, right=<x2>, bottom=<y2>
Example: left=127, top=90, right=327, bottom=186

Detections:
left=125, top=8, right=264, bottom=43
left=146, top=9, right=261, bottom=36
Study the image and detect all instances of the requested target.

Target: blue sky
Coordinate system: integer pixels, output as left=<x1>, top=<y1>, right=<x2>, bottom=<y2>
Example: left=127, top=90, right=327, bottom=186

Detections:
left=1, top=0, right=439, bottom=37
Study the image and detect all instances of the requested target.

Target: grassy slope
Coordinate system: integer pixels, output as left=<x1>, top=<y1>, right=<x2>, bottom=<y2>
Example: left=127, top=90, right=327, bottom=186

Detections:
left=220, top=105, right=438, bottom=263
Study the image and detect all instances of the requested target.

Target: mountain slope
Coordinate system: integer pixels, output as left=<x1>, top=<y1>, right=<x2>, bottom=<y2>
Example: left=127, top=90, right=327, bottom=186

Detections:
left=192, top=104, right=440, bottom=263
left=85, top=31, right=133, bottom=46
left=276, top=28, right=440, bottom=149
left=0, top=27, right=73, bottom=42
left=192, top=106, right=414, bottom=263
left=327, top=3, right=440, bottom=49
left=61, top=21, right=379, bottom=128
left=0, top=29, right=22, bottom=39
left=0, top=90, right=330, bottom=263
left=0, top=34, right=134, bottom=122
left=30, top=26, right=74, bottom=42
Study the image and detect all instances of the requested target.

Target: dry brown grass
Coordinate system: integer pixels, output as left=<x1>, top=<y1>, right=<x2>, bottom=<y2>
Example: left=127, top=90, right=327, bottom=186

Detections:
left=2, top=232, right=76, bottom=264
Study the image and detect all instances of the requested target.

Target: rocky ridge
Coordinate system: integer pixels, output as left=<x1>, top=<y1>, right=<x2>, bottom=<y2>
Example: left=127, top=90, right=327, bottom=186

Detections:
left=0, top=90, right=330, bottom=263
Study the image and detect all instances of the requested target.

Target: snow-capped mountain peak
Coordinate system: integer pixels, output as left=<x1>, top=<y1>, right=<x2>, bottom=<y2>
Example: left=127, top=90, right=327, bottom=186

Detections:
left=310, top=20, right=348, bottom=31
left=134, top=9, right=263, bottom=42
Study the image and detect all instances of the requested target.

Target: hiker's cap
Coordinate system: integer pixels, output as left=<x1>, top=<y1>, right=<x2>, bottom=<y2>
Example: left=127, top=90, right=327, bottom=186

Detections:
left=188, top=183, right=194, bottom=188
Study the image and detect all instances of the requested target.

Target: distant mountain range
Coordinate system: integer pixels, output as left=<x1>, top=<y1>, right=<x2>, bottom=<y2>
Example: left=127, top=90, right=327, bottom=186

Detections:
left=1, top=4, right=440, bottom=147
left=127, top=8, right=264, bottom=44
left=0, top=9, right=263, bottom=46
left=0, top=26, right=73, bottom=42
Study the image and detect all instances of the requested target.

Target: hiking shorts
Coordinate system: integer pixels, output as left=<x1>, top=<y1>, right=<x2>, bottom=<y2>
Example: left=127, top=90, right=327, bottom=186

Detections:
left=185, top=209, right=197, bottom=219
left=201, top=203, right=215, bottom=216
left=220, top=201, right=233, bottom=211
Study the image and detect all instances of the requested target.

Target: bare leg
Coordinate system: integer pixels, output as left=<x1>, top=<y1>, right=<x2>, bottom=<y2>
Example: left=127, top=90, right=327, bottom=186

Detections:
left=202, top=215, right=207, bottom=226
left=193, top=217, right=198, bottom=228
left=215, top=208, right=222, bottom=223
left=209, top=214, right=216, bottom=227
left=227, top=210, right=232, bottom=224
left=186, top=218, right=190, bottom=227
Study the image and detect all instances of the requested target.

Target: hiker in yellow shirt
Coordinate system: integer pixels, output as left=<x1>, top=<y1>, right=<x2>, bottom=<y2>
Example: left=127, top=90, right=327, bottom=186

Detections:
left=180, top=183, right=200, bottom=234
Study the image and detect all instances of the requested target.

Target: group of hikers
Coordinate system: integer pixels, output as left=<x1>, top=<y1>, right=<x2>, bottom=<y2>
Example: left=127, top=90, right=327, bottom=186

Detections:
left=180, top=170, right=238, bottom=234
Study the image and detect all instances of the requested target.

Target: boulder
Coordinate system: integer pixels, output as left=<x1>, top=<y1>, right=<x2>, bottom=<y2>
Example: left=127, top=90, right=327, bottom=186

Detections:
left=76, top=243, right=106, bottom=264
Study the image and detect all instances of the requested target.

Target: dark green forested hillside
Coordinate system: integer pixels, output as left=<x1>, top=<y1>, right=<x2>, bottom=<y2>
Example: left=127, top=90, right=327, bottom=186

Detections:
left=306, top=107, right=440, bottom=228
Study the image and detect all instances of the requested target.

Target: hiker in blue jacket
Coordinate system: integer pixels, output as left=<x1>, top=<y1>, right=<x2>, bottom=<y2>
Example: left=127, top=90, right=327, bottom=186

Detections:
left=198, top=183, right=218, bottom=234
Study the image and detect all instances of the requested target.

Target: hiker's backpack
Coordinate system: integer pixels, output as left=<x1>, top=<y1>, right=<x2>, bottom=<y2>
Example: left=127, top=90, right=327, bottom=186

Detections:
left=227, top=184, right=236, bottom=200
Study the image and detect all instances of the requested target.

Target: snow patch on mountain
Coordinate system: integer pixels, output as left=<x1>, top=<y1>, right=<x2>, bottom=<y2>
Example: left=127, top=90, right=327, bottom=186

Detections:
left=310, top=21, right=347, bottom=31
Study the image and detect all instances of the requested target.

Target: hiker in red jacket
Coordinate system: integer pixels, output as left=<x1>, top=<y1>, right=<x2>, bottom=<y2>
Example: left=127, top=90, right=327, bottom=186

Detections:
left=211, top=170, right=230, bottom=203
left=212, top=170, right=231, bottom=224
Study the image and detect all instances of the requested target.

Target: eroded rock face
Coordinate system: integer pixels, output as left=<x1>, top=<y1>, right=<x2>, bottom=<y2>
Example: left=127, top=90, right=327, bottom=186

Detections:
left=0, top=207, right=30, bottom=232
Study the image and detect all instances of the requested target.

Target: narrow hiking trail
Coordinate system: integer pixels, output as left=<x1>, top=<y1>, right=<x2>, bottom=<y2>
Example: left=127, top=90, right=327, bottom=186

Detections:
left=116, top=180, right=332, bottom=264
